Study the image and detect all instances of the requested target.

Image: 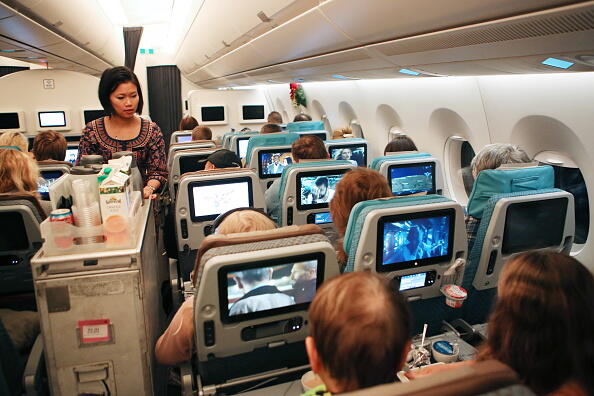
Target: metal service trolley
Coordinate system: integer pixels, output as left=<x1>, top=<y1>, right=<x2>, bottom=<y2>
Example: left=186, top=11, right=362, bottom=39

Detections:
left=31, top=199, right=167, bottom=395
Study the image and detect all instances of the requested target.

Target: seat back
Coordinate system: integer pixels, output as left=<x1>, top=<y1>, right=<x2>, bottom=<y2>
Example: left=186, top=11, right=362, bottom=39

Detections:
left=244, top=132, right=300, bottom=166
left=371, top=153, right=446, bottom=197
left=168, top=147, right=218, bottom=200
left=37, top=162, right=71, bottom=201
left=0, top=193, right=45, bottom=296
left=326, top=138, right=368, bottom=167
left=343, top=195, right=467, bottom=334
left=286, top=120, right=325, bottom=132
left=294, top=130, right=329, bottom=141
left=276, top=161, right=355, bottom=227
left=167, top=140, right=217, bottom=167
left=170, top=130, right=193, bottom=145
left=229, top=132, right=259, bottom=159
left=248, top=145, right=294, bottom=192
left=342, top=360, right=532, bottom=396
left=462, top=165, right=574, bottom=324
left=192, top=224, right=340, bottom=388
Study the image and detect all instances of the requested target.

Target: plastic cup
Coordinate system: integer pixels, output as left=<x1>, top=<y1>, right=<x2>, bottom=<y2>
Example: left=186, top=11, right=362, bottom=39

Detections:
left=50, top=221, right=74, bottom=250
left=441, top=284, right=468, bottom=308
left=300, top=371, right=324, bottom=392
left=104, top=215, right=131, bottom=248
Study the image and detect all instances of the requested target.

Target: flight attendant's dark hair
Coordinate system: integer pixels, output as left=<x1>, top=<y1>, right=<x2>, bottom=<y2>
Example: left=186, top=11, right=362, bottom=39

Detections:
left=98, top=66, right=144, bottom=115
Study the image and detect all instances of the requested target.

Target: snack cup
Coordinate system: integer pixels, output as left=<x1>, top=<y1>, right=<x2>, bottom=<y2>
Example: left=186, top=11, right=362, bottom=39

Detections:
left=432, top=340, right=459, bottom=363
left=301, top=370, right=324, bottom=392
left=441, top=284, right=467, bottom=308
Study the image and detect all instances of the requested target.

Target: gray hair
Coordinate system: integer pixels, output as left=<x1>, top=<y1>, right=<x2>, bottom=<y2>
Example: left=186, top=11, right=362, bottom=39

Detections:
left=471, top=143, right=531, bottom=176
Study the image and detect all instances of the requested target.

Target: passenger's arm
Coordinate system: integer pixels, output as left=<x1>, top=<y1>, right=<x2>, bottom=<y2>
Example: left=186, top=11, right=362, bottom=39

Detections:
left=155, top=299, right=194, bottom=365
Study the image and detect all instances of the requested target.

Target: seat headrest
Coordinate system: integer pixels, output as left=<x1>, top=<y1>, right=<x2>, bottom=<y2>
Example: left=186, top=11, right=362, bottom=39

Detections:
left=467, top=165, right=554, bottom=219
left=286, top=120, right=325, bottom=132
left=245, top=133, right=300, bottom=164
left=192, top=224, right=325, bottom=284
left=170, top=140, right=217, bottom=149
left=370, top=152, right=432, bottom=171
left=178, top=167, right=250, bottom=182
left=0, top=192, right=47, bottom=222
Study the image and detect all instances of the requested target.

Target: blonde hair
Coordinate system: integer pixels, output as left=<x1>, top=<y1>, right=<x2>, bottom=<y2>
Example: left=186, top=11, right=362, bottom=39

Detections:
left=0, top=148, right=40, bottom=193
left=217, top=210, right=276, bottom=235
left=0, top=132, right=29, bottom=153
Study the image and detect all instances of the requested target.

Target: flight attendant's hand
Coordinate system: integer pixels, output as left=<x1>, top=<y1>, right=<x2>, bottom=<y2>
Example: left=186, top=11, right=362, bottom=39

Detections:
left=143, top=183, right=159, bottom=200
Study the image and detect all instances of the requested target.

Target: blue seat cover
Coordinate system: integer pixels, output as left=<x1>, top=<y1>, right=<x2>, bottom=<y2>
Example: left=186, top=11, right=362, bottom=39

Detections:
left=370, top=152, right=432, bottom=171
left=467, top=166, right=554, bottom=219
left=286, top=121, right=325, bottom=132
left=245, top=133, right=300, bottom=165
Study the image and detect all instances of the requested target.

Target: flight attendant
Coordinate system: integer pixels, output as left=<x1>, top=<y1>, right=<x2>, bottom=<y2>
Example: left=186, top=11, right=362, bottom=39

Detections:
left=77, top=66, right=167, bottom=199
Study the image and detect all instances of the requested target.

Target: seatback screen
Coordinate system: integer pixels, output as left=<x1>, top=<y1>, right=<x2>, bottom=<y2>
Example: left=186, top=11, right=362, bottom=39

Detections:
left=201, top=106, right=225, bottom=122
left=64, top=148, right=78, bottom=164
left=0, top=212, right=29, bottom=252
left=377, top=209, right=455, bottom=272
left=83, top=110, right=105, bottom=124
left=177, top=135, right=192, bottom=143
left=237, top=138, right=250, bottom=159
left=38, top=111, right=66, bottom=128
left=299, top=132, right=327, bottom=141
left=188, top=177, right=253, bottom=222
left=242, top=105, right=265, bottom=120
left=258, top=149, right=292, bottom=178
left=219, top=253, right=325, bottom=323
left=0, top=112, right=20, bottom=129
left=502, top=198, right=568, bottom=255
left=297, top=169, right=347, bottom=210
left=330, top=144, right=366, bottom=167
left=179, top=154, right=208, bottom=175
left=38, top=170, right=64, bottom=200
left=389, top=162, right=436, bottom=196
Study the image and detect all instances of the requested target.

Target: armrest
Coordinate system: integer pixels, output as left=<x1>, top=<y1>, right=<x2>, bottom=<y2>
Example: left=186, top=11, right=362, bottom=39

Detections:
left=180, top=362, right=194, bottom=396
left=169, top=259, right=183, bottom=310
left=23, top=334, right=47, bottom=396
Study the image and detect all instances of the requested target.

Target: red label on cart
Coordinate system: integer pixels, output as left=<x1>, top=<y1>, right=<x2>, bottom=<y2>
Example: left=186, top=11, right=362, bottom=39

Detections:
left=78, top=319, right=111, bottom=343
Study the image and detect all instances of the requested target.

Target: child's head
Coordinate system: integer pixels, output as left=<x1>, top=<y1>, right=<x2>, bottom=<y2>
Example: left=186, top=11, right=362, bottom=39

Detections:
left=306, top=272, right=410, bottom=393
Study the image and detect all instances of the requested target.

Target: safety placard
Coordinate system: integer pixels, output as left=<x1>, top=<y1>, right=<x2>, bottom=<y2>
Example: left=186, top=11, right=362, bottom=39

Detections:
left=78, top=319, right=111, bottom=344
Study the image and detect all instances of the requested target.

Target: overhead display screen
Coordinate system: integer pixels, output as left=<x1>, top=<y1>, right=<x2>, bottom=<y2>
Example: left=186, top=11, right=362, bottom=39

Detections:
left=0, top=113, right=20, bottom=129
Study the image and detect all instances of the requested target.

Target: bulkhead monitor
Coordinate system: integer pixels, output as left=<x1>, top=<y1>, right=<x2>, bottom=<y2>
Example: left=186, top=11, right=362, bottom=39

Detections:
left=329, top=144, right=367, bottom=167
left=389, top=162, right=436, bottom=196
left=179, top=154, right=209, bottom=175
left=188, top=177, right=253, bottom=222
left=502, top=197, right=568, bottom=255
left=0, top=112, right=20, bottom=129
left=237, top=137, right=250, bottom=159
left=296, top=169, right=348, bottom=210
left=38, top=111, right=66, bottom=128
left=177, top=135, right=192, bottom=143
left=38, top=170, right=64, bottom=200
left=201, top=106, right=225, bottom=122
left=64, top=147, right=78, bottom=164
left=0, top=212, right=29, bottom=253
left=376, top=208, right=455, bottom=272
left=242, top=105, right=265, bottom=120
left=83, top=109, right=105, bottom=124
left=258, top=149, right=293, bottom=178
left=218, top=252, right=325, bottom=324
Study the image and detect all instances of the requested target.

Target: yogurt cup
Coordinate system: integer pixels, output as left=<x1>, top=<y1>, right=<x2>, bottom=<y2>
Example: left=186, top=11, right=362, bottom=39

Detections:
left=432, top=340, right=459, bottom=363
left=441, top=284, right=467, bottom=308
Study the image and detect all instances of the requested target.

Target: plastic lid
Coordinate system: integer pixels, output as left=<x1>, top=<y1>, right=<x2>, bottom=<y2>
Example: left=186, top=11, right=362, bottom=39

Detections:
left=442, top=285, right=468, bottom=300
left=432, top=340, right=455, bottom=355
left=104, top=167, right=112, bottom=174
left=98, top=175, right=107, bottom=183
left=80, top=154, right=104, bottom=166
left=70, top=166, right=99, bottom=175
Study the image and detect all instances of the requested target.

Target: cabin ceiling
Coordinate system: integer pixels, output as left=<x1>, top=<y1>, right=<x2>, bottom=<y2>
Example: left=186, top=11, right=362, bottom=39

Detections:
left=0, top=0, right=593, bottom=84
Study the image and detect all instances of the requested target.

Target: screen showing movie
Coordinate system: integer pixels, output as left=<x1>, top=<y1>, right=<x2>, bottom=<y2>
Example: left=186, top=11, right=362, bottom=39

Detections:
left=377, top=209, right=454, bottom=271
left=189, top=178, right=253, bottom=222
left=389, top=162, right=435, bottom=196
left=330, top=145, right=366, bottom=167
left=220, top=253, right=324, bottom=323
left=179, top=154, right=208, bottom=174
left=38, top=170, right=63, bottom=200
left=0, top=212, right=28, bottom=251
left=258, top=149, right=292, bottom=178
left=0, top=112, right=20, bottom=129
left=201, top=106, right=225, bottom=122
left=177, top=135, right=192, bottom=143
left=38, top=111, right=66, bottom=128
left=242, top=105, right=265, bottom=120
left=237, top=138, right=250, bottom=159
left=297, top=170, right=346, bottom=210
left=64, top=148, right=78, bottom=164
left=502, top=198, right=567, bottom=255
left=83, top=109, right=105, bottom=124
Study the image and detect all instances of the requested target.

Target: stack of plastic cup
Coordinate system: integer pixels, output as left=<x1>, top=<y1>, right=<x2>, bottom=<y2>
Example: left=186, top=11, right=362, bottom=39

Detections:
left=71, top=179, right=102, bottom=244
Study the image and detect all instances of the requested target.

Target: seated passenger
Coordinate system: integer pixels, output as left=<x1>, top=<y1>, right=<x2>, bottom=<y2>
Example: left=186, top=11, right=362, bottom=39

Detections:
left=465, top=143, right=530, bottom=251
left=265, top=136, right=329, bottom=219
left=155, top=209, right=276, bottom=365
left=260, top=123, right=283, bottom=134
left=267, top=111, right=283, bottom=124
left=0, top=147, right=52, bottom=215
left=179, top=115, right=199, bottom=131
left=293, top=113, right=313, bottom=122
left=204, top=149, right=241, bottom=170
left=303, top=272, right=410, bottom=395
left=330, top=168, right=392, bottom=267
left=332, top=147, right=358, bottom=166
left=191, top=126, right=212, bottom=141
left=383, top=134, right=418, bottom=155
left=331, top=127, right=353, bottom=140
left=0, top=131, right=29, bottom=154
left=32, top=130, right=67, bottom=161
left=409, top=251, right=594, bottom=396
